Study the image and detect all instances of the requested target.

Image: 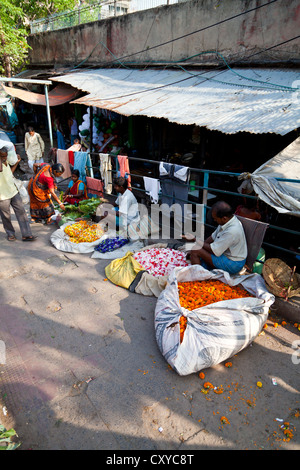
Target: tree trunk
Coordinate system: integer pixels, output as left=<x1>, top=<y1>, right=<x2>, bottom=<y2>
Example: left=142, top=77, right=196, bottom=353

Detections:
left=0, top=32, right=11, bottom=78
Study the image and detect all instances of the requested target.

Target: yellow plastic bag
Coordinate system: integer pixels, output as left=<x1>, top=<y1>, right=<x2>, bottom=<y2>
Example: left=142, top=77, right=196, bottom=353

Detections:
left=105, top=252, right=145, bottom=289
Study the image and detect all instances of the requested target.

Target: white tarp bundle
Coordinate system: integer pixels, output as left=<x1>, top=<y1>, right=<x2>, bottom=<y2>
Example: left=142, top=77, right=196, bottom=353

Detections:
left=238, top=137, right=300, bottom=216
left=155, top=265, right=274, bottom=376
left=0, top=130, right=18, bottom=165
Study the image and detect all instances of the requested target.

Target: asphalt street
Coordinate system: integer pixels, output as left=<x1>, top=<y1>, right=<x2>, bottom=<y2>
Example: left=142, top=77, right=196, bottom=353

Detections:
left=0, top=200, right=300, bottom=452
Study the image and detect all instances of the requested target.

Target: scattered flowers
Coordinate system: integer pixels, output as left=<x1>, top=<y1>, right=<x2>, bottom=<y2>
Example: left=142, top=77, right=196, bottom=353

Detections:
left=199, top=372, right=205, bottom=380
left=179, top=316, right=187, bottom=343
left=225, top=362, right=232, bottom=368
left=213, top=386, right=224, bottom=394
left=256, top=381, right=263, bottom=388
left=203, top=382, right=214, bottom=389
left=220, top=416, right=230, bottom=425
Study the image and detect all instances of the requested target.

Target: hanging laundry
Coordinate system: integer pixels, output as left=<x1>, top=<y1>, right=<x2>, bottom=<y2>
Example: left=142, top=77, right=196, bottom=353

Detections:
left=68, top=150, right=74, bottom=166
left=74, top=151, right=93, bottom=183
left=118, top=155, right=131, bottom=189
left=143, top=176, right=161, bottom=204
left=57, top=149, right=71, bottom=179
left=99, top=153, right=113, bottom=194
left=86, top=177, right=103, bottom=197
left=159, top=162, right=190, bottom=210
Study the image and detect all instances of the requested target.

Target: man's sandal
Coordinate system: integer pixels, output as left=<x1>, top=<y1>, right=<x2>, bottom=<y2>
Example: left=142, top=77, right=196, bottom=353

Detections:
left=22, top=236, right=37, bottom=242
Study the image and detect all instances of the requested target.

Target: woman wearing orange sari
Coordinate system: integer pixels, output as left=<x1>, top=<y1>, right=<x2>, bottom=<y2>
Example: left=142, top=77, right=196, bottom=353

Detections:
left=28, top=163, right=65, bottom=224
left=63, top=169, right=88, bottom=205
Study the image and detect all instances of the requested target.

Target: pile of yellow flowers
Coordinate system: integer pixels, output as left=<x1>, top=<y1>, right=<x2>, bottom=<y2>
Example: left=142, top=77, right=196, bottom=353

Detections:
left=64, top=220, right=104, bottom=243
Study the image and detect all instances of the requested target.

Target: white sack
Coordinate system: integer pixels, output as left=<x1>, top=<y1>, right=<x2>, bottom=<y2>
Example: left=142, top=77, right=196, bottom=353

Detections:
left=0, top=131, right=18, bottom=165
left=154, top=265, right=275, bottom=376
left=13, top=177, right=29, bottom=204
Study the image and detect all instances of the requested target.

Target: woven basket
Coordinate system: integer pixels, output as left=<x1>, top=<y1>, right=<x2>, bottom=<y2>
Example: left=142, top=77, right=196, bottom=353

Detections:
left=262, top=258, right=300, bottom=298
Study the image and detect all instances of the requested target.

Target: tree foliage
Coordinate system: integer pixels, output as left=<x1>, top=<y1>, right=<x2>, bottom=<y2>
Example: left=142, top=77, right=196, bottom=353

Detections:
left=0, top=0, right=78, bottom=76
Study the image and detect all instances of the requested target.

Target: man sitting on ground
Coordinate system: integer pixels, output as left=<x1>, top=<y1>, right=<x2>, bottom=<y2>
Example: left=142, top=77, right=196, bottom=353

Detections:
left=190, top=201, right=247, bottom=274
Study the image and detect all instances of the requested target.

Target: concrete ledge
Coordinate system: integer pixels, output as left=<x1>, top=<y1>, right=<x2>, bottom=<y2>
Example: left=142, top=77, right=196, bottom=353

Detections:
left=272, top=296, right=300, bottom=323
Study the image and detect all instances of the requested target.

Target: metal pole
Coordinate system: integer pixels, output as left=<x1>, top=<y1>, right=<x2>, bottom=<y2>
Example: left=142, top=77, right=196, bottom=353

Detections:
left=0, top=77, right=52, bottom=85
left=202, top=170, right=209, bottom=221
left=89, top=106, right=93, bottom=153
left=44, top=85, right=53, bottom=148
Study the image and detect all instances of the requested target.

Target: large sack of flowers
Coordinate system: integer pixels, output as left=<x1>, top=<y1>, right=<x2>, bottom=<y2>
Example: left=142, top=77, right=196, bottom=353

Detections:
left=154, top=265, right=275, bottom=376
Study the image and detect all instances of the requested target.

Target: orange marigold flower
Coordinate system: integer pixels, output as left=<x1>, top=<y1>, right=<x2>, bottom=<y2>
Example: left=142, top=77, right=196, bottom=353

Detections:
left=263, top=324, right=268, bottom=329
left=199, top=372, right=205, bottom=380
left=203, top=382, right=214, bottom=389
left=213, top=386, right=224, bottom=394
left=220, top=416, right=230, bottom=425
left=225, top=362, right=232, bottom=368
left=177, top=280, right=252, bottom=312
left=281, top=321, right=287, bottom=326
left=283, top=429, right=293, bottom=439
left=273, top=322, right=279, bottom=328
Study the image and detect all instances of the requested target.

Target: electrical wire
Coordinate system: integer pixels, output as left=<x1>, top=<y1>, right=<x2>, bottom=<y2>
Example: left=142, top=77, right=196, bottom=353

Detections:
left=98, top=0, right=281, bottom=66
left=77, top=35, right=300, bottom=102
left=70, top=0, right=281, bottom=70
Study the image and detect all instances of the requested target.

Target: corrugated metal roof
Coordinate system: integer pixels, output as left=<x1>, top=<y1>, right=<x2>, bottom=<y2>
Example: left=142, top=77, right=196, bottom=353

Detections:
left=52, top=67, right=300, bottom=135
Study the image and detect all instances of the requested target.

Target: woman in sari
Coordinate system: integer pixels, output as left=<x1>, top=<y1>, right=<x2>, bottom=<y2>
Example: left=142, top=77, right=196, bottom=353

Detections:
left=63, top=169, right=88, bottom=205
left=28, top=163, right=65, bottom=224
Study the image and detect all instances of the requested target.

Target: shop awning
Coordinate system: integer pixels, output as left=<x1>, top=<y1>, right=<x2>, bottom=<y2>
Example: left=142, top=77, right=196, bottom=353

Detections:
left=51, top=67, right=300, bottom=135
left=2, top=82, right=80, bottom=107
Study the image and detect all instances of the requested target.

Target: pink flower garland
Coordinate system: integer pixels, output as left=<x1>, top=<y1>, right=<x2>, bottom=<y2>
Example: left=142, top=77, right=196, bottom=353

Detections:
left=133, top=248, right=188, bottom=277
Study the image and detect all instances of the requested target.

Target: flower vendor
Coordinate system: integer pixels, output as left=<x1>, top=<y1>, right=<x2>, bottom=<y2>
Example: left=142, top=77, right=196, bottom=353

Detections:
left=98, top=176, right=140, bottom=231
left=28, top=162, right=66, bottom=225
left=190, top=201, right=247, bottom=274
left=63, top=169, right=88, bottom=205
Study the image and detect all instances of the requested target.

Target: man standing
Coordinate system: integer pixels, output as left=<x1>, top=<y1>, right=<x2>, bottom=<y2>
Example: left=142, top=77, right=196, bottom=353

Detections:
left=0, top=146, right=36, bottom=241
left=24, top=126, right=45, bottom=171
left=190, top=201, right=247, bottom=274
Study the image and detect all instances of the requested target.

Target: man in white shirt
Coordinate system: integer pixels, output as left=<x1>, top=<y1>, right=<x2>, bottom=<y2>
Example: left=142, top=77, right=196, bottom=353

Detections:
left=97, top=176, right=140, bottom=232
left=190, top=201, right=247, bottom=274
left=114, top=177, right=140, bottom=229
left=0, top=146, right=36, bottom=242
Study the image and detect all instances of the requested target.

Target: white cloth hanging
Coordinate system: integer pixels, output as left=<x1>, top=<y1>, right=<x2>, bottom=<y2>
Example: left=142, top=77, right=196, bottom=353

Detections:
left=99, top=153, right=112, bottom=194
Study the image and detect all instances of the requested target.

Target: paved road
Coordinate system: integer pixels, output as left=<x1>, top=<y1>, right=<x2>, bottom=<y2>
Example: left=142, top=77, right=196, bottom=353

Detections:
left=0, top=205, right=299, bottom=452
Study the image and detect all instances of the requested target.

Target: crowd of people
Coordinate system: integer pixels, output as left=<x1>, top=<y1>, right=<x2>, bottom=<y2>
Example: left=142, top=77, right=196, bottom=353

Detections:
left=0, top=109, right=252, bottom=275
left=0, top=138, right=249, bottom=276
